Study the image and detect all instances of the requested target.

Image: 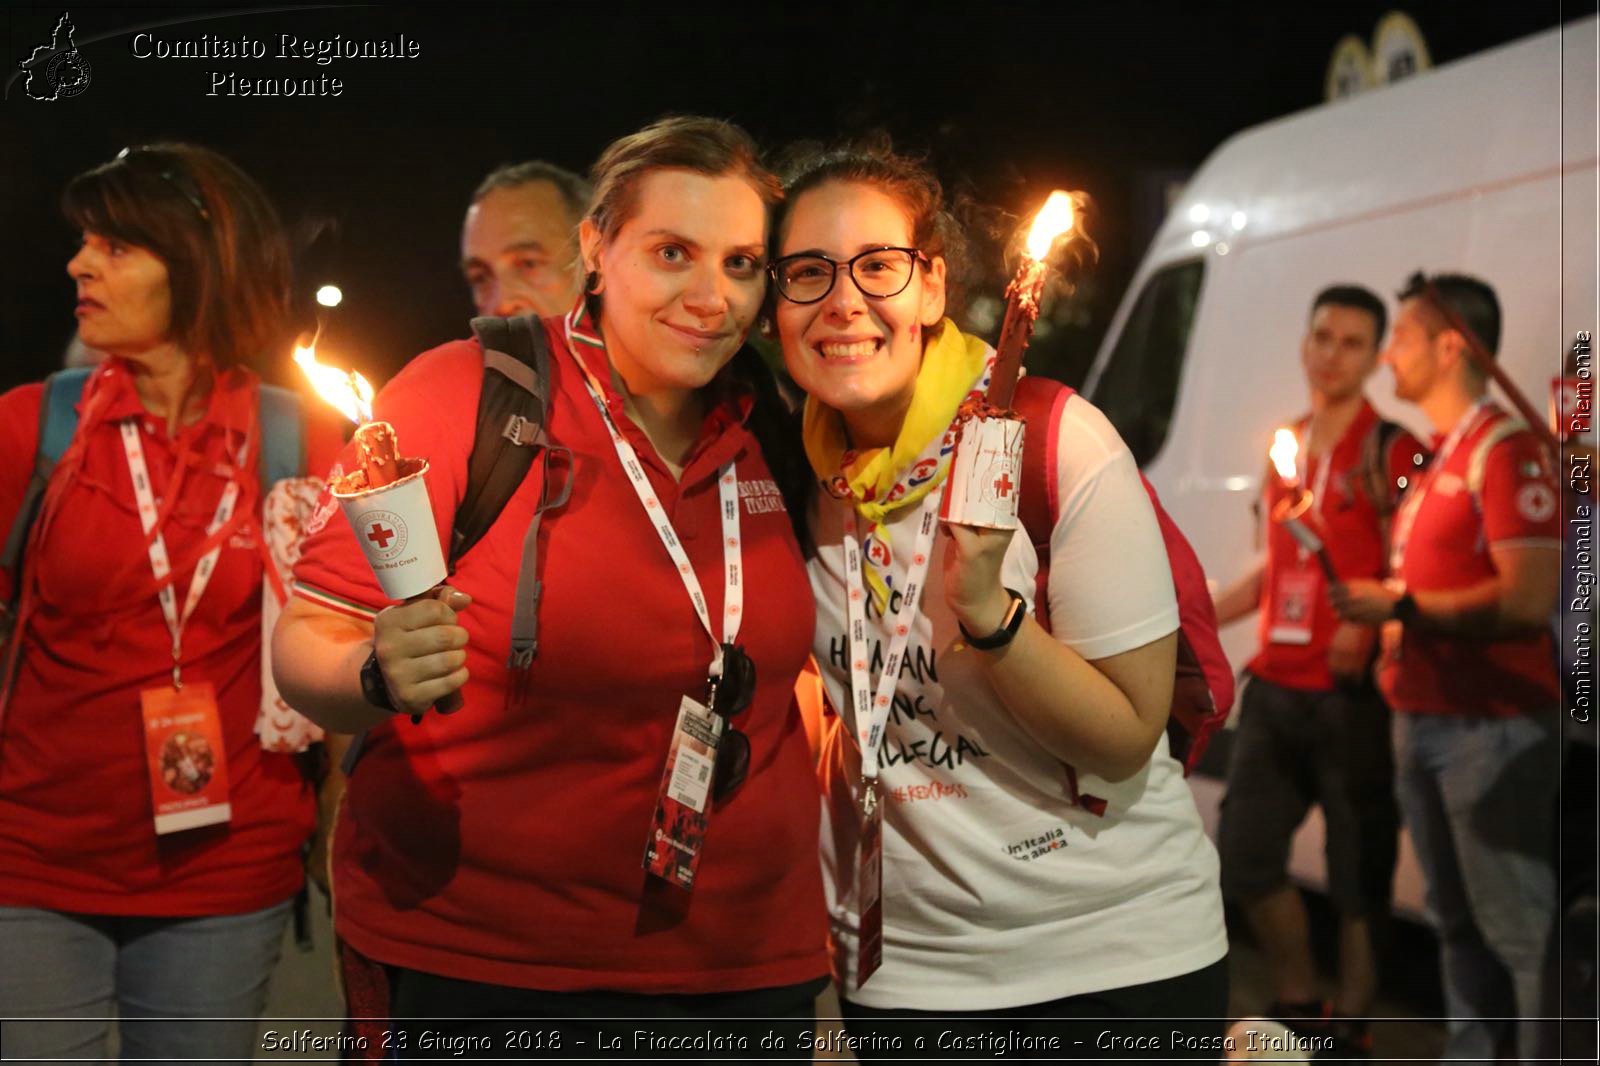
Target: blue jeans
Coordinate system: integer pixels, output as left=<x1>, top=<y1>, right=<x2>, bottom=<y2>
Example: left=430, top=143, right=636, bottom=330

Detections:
left=0, top=900, right=291, bottom=1064
left=1393, top=712, right=1559, bottom=1063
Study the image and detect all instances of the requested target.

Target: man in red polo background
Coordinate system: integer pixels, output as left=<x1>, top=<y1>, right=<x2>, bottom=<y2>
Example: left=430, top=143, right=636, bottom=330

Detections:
left=1213, top=285, right=1425, bottom=1055
left=1333, top=272, right=1561, bottom=1063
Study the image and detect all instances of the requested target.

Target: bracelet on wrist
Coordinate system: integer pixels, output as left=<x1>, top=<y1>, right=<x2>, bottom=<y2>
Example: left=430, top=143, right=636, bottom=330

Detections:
left=959, top=588, right=1027, bottom=650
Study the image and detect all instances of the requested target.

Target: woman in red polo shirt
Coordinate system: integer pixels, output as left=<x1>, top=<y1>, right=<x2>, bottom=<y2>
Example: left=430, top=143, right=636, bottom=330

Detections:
left=0, top=144, right=341, bottom=1061
left=274, top=117, right=827, bottom=1050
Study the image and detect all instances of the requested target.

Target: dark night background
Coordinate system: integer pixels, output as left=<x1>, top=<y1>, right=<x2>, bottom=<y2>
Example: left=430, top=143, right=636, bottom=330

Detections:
left=1, top=1, right=1586, bottom=394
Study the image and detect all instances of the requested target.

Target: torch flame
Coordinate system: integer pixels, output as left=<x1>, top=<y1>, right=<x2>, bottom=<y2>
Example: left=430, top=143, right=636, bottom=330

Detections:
left=1269, top=428, right=1301, bottom=484
left=294, top=344, right=374, bottom=424
left=1025, top=191, right=1076, bottom=261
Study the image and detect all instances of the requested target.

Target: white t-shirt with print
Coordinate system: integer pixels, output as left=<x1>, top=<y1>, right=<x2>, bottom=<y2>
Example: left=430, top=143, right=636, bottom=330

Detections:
left=810, top=393, right=1227, bottom=1011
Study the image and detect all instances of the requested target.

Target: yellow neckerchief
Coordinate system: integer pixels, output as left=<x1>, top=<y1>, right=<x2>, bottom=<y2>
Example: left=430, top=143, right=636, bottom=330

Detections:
left=801, top=319, right=991, bottom=610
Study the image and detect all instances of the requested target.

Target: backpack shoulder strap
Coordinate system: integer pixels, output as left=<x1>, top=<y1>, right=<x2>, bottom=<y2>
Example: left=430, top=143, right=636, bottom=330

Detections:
left=1013, top=374, right=1072, bottom=633
left=256, top=383, right=306, bottom=488
left=2, top=368, right=91, bottom=576
left=1465, top=416, right=1527, bottom=499
left=40, top=368, right=91, bottom=464
left=455, top=315, right=554, bottom=566
left=1359, top=417, right=1406, bottom=517
left=460, top=315, right=571, bottom=672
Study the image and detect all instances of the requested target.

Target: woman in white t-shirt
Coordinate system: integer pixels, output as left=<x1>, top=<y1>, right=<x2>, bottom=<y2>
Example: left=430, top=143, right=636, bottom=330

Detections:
left=769, top=142, right=1228, bottom=1055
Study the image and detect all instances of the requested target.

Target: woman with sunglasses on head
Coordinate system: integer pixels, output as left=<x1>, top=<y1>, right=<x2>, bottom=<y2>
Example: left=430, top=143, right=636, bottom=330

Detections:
left=0, top=144, right=345, bottom=1061
left=770, top=142, right=1227, bottom=1056
left=274, top=116, right=826, bottom=1050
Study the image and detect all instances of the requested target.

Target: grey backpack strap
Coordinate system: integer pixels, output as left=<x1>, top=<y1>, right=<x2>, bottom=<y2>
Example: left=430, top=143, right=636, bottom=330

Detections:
left=459, top=314, right=573, bottom=678
left=507, top=445, right=572, bottom=673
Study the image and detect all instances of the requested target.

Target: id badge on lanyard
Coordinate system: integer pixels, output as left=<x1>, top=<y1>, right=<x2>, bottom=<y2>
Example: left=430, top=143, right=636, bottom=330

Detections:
left=1268, top=441, right=1333, bottom=646
left=121, top=420, right=240, bottom=834
left=568, top=359, right=751, bottom=891
left=1268, top=566, right=1321, bottom=646
left=842, top=500, right=941, bottom=988
left=856, top=777, right=885, bottom=986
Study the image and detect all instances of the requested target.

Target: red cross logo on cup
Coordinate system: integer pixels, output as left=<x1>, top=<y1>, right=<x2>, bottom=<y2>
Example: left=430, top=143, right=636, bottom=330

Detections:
left=357, top=509, right=408, bottom=562
left=993, top=472, right=1015, bottom=497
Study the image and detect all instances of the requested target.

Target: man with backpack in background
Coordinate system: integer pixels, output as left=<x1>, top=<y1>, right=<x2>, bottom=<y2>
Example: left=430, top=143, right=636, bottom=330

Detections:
left=459, top=160, right=589, bottom=319
left=1213, top=284, right=1426, bottom=1057
left=1332, top=272, right=1563, bottom=1063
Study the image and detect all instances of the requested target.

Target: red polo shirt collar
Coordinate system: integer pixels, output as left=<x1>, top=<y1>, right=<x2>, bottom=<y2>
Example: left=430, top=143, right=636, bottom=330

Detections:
left=1292, top=397, right=1379, bottom=450
left=560, top=298, right=757, bottom=479
left=91, top=359, right=257, bottom=453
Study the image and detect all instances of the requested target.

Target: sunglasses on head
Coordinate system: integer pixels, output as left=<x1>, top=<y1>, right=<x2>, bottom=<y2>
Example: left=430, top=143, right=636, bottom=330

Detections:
left=116, top=146, right=210, bottom=222
left=708, top=643, right=756, bottom=802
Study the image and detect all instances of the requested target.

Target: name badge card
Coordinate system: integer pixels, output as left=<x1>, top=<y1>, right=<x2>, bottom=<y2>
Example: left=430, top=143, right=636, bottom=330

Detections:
left=1268, top=567, right=1320, bottom=646
left=643, top=695, right=725, bottom=890
left=856, top=781, right=885, bottom=989
left=141, top=682, right=232, bottom=834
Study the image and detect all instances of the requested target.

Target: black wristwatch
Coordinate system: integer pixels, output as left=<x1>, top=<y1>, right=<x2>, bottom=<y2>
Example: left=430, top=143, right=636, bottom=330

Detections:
left=959, top=588, right=1028, bottom=650
left=360, top=649, right=398, bottom=713
left=1392, top=591, right=1419, bottom=625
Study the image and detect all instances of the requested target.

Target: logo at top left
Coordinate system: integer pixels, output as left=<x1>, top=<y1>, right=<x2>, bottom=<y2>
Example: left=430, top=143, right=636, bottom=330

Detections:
left=18, top=12, right=92, bottom=101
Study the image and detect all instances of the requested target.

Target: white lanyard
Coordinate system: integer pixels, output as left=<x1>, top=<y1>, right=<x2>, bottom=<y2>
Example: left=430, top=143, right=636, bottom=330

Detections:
left=120, top=420, right=239, bottom=689
left=571, top=359, right=742, bottom=678
left=1305, top=434, right=1333, bottom=523
left=843, top=499, right=941, bottom=780
left=1389, top=401, right=1490, bottom=572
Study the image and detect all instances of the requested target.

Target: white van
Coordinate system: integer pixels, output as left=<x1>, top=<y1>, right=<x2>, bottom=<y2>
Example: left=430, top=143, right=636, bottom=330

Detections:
left=1082, top=17, right=1598, bottom=918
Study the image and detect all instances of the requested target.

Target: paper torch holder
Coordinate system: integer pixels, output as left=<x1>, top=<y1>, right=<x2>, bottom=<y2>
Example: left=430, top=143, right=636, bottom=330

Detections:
left=1269, top=490, right=1320, bottom=550
left=1270, top=489, right=1339, bottom=581
left=332, top=460, right=448, bottom=601
left=940, top=415, right=1026, bottom=530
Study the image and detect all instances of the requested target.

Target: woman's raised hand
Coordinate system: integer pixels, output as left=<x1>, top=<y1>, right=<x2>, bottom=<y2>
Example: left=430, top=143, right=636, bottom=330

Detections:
left=372, top=588, right=472, bottom=717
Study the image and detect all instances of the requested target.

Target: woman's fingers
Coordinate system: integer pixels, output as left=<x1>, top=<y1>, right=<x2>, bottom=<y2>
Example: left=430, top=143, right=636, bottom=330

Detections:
left=373, top=596, right=472, bottom=713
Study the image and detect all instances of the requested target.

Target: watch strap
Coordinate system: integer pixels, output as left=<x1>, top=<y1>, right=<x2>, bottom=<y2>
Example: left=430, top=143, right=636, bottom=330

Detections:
left=360, top=649, right=398, bottom=713
left=1392, top=590, right=1419, bottom=624
left=959, top=588, right=1027, bottom=650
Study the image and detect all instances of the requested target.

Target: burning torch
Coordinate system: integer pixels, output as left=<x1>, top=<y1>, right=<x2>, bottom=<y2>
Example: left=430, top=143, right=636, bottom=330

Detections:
left=294, top=344, right=463, bottom=715
left=1268, top=428, right=1338, bottom=582
left=942, top=191, right=1085, bottom=528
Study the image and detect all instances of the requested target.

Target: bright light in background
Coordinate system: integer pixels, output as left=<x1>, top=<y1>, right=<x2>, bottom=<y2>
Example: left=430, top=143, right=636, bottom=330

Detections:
left=1187, top=203, right=1210, bottom=224
left=1215, top=242, right=1230, bottom=255
left=315, top=285, right=343, bottom=308
left=1191, top=230, right=1212, bottom=248
left=1229, top=210, right=1247, bottom=231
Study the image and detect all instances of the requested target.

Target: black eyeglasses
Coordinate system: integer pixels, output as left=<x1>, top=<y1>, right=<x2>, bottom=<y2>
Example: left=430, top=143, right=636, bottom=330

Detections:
left=116, top=147, right=210, bottom=222
left=708, top=643, right=756, bottom=801
left=770, top=246, right=929, bottom=305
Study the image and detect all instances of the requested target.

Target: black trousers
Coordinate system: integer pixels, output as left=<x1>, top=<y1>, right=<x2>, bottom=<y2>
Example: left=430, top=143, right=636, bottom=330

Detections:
left=385, top=966, right=827, bottom=1062
left=837, top=956, right=1230, bottom=1062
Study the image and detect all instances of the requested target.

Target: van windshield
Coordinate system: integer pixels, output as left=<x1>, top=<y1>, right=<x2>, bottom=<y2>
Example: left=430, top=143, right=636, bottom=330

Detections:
left=1089, top=259, right=1205, bottom=467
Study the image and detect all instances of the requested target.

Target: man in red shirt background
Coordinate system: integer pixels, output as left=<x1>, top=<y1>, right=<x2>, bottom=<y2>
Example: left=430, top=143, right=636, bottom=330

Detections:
left=1333, top=272, right=1562, bottom=1063
left=1213, top=285, right=1425, bottom=1054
